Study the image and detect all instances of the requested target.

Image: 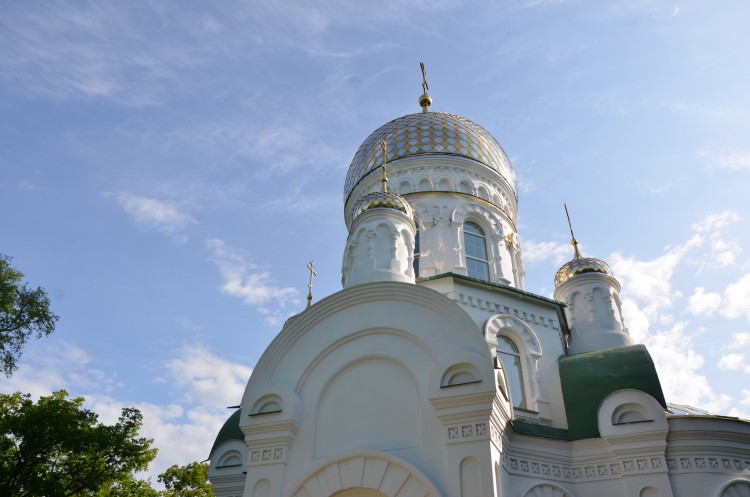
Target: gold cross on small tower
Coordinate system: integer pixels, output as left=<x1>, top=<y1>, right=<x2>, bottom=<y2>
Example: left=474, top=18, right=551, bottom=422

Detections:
left=420, top=62, right=429, bottom=94
left=564, top=203, right=582, bottom=260
left=380, top=139, right=389, bottom=192
left=306, top=260, right=317, bottom=309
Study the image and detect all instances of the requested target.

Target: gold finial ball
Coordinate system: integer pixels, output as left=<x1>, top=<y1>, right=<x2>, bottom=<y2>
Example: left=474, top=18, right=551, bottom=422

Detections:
left=419, top=93, right=432, bottom=109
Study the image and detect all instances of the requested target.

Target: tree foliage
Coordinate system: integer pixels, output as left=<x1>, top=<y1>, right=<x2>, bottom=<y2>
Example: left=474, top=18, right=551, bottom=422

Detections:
left=0, top=390, right=157, bottom=497
left=158, top=462, right=215, bottom=497
left=0, top=254, right=59, bottom=376
left=97, top=462, right=215, bottom=497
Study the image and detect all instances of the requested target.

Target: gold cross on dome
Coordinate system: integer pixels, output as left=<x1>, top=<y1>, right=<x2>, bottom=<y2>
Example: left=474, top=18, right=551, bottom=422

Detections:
left=306, top=260, right=317, bottom=309
left=420, top=62, right=429, bottom=94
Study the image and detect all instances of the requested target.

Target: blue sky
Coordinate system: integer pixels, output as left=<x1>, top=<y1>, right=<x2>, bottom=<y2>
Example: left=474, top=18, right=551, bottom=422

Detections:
left=2, top=0, right=750, bottom=479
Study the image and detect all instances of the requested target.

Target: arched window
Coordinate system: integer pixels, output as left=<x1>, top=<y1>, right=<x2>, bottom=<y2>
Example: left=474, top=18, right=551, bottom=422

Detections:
left=497, top=336, right=526, bottom=409
left=464, top=221, right=490, bottom=281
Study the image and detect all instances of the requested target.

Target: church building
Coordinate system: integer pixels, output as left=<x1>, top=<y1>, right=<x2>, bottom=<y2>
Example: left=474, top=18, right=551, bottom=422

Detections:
left=207, top=73, right=750, bottom=497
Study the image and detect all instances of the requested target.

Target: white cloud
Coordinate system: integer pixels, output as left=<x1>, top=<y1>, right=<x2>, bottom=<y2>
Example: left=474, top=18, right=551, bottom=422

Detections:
left=3, top=339, right=252, bottom=482
left=114, top=193, right=196, bottom=242
left=166, top=344, right=251, bottom=408
left=0, top=340, right=117, bottom=397
left=717, top=353, right=745, bottom=371
left=610, top=234, right=701, bottom=317
left=523, top=240, right=572, bottom=266
left=686, top=287, right=721, bottom=316
left=692, top=210, right=740, bottom=233
left=607, top=224, right=731, bottom=411
left=728, top=332, right=750, bottom=349
left=206, top=238, right=299, bottom=324
left=710, top=238, right=741, bottom=267
left=722, top=273, right=750, bottom=321
left=643, top=322, right=726, bottom=410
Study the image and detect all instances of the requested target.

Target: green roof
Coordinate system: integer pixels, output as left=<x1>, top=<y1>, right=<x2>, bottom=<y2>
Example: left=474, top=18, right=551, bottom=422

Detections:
left=510, top=420, right=572, bottom=440
left=209, top=409, right=243, bottom=457
left=558, top=344, right=666, bottom=440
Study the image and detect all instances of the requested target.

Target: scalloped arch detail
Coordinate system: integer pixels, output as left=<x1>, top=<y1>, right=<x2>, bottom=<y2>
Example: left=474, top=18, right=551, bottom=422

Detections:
left=721, top=480, right=750, bottom=497
left=523, top=484, right=572, bottom=497
left=451, top=203, right=503, bottom=237
left=289, top=452, right=441, bottom=497
left=484, top=313, right=542, bottom=356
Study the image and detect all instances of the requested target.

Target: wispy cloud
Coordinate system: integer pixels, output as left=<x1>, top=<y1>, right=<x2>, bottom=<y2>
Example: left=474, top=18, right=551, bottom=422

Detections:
left=206, top=238, right=299, bottom=325
left=112, top=193, right=197, bottom=243
left=692, top=210, right=740, bottom=233
left=700, top=150, right=750, bottom=171
left=0, top=340, right=119, bottom=398
left=523, top=240, right=572, bottom=266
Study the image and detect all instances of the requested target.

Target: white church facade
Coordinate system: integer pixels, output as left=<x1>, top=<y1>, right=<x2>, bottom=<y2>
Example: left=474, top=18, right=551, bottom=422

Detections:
left=207, top=79, right=750, bottom=497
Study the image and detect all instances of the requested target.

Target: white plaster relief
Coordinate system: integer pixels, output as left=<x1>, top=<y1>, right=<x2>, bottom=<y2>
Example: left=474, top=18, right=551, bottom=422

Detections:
left=249, top=446, right=286, bottom=466
left=446, top=422, right=489, bottom=444
left=455, top=293, right=561, bottom=331
left=665, top=456, right=750, bottom=474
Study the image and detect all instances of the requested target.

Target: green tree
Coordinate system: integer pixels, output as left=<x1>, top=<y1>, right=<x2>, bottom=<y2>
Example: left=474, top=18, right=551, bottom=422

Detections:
left=97, top=476, right=159, bottom=497
left=0, top=390, right=157, bottom=497
left=158, top=461, right=215, bottom=497
left=0, top=254, right=59, bottom=376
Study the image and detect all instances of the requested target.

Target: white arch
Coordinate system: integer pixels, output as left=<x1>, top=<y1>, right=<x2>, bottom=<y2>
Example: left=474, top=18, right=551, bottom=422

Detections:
left=484, top=314, right=542, bottom=357
left=450, top=203, right=504, bottom=237
left=522, top=483, right=572, bottom=497
left=484, top=313, right=543, bottom=413
left=408, top=199, right=434, bottom=230
left=288, top=451, right=442, bottom=497
left=719, top=480, right=750, bottom=497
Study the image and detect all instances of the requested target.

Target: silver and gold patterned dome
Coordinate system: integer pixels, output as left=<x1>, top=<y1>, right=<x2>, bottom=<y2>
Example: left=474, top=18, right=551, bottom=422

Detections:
left=344, top=112, right=516, bottom=202
left=351, top=191, right=413, bottom=223
left=554, top=257, right=614, bottom=287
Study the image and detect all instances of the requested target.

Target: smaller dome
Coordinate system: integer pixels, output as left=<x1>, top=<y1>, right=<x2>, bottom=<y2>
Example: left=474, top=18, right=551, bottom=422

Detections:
left=351, top=191, right=413, bottom=223
left=555, top=257, right=613, bottom=287
left=209, top=409, right=242, bottom=457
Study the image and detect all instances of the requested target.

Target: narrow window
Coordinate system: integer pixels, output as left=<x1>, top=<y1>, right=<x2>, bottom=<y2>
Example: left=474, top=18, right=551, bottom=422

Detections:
left=413, top=230, right=420, bottom=278
left=464, top=222, right=490, bottom=281
left=497, top=336, right=526, bottom=409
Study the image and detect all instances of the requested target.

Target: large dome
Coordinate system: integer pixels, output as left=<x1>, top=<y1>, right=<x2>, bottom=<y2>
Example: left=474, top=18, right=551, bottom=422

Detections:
left=344, top=111, right=516, bottom=202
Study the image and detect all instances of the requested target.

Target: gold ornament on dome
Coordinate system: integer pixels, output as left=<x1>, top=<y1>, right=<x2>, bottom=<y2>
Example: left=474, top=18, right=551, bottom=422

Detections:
left=344, top=112, right=516, bottom=202
left=554, top=257, right=614, bottom=287
left=351, top=191, right=413, bottom=222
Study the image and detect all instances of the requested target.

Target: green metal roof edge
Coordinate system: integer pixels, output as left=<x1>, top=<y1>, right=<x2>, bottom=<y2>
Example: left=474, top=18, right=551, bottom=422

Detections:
left=558, top=344, right=666, bottom=441
left=510, top=420, right=573, bottom=441
left=209, top=409, right=243, bottom=457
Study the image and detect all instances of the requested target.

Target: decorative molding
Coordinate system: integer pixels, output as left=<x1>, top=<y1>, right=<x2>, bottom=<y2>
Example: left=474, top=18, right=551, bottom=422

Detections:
left=454, top=292, right=560, bottom=331
left=502, top=452, right=750, bottom=484
left=665, top=456, right=750, bottom=474
left=249, top=446, right=286, bottom=466
left=501, top=453, right=669, bottom=483
left=446, top=422, right=489, bottom=444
